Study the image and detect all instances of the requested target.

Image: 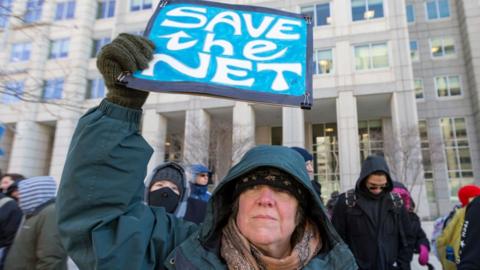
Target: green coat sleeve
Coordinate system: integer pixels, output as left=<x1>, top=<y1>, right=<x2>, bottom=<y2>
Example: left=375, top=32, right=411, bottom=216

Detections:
left=35, top=204, right=67, bottom=270
left=57, top=100, right=198, bottom=270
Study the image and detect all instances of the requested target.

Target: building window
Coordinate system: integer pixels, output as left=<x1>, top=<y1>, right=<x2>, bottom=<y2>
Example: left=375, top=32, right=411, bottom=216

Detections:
left=314, top=49, right=333, bottom=75
left=301, top=3, right=331, bottom=26
left=410, top=40, right=419, bottom=62
left=10, top=42, right=32, bottom=62
left=0, top=0, right=13, bottom=29
left=418, top=120, right=436, bottom=203
left=55, top=0, right=75, bottom=21
left=130, top=0, right=152, bottom=12
left=435, top=75, right=461, bottom=97
left=43, top=78, right=64, bottom=100
left=2, top=81, right=24, bottom=104
left=24, top=0, right=43, bottom=24
left=430, top=37, right=455, bottom=58
left=426, top=0, right=450, bottom=20
left=358, top=120, right=383, bottom=161
left=49, top=38, right=69, bottom=59
left=86, top=78, right=106, bottom=99
left=406, top=3, right=415, bottom=23
left=351, top=0, right=384, bottom=21
left=97, top=0, right=115, bottom=19
left=91, top=37, right=111, bottom=58
left=312, top=123, right=339, bottom=201
left=354, top=43, right=389, bottom=70
left=415, top=79, right=424, bottom=99
left=440, top=117, right=473, bottom=200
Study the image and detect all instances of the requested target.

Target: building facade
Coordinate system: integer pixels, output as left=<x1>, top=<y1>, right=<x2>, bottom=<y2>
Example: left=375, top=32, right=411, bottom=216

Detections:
left=1, top=0, right=479, bottom=218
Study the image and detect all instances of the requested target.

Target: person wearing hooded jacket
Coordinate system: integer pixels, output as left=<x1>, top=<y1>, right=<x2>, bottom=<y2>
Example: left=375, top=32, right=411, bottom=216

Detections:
left=0, top=192, right=22, bottom=270
left=56, top=33, right=357, bottom=270
left=392, top=182, right=430, bottom=267
left=5, top=176, right=67, bottom=270
left=458, top=194, right=480, bottom=270
left=332, top=155, right=414, bottom=270
left=145, top=162, right=207, bottom=224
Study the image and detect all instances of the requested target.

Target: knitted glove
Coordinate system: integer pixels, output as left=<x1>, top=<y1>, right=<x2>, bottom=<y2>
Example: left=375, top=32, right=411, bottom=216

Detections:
left=96, top=33, right=155, bottom=109
left=418, top=244, right=429, bottom=266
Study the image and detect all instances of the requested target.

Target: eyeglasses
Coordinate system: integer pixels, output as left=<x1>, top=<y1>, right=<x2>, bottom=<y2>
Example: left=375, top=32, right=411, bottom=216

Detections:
left=197, top=173, right=208, bottom=177
left=367, top=185, right=387, bottom=191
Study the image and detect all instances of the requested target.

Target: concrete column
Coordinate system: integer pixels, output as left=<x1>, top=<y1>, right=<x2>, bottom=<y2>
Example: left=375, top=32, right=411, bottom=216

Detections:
left=282, top=107, right=304, bottom=147
left=142, top=110, right=167, bottom=174
left=428, top=119, right=453, bottom=216
left=232, top=102, right=255, bottom=164
left=0, top=125, right=14, bottom=173
left=8, top=121, right=53, bottom=177
left=183, top=108, right=210, bottom=166
left=49, top=120, right=77, bottom=182
left=336, top=91, right=361, bottom=191
left=390, top=91, right=430, bottom=217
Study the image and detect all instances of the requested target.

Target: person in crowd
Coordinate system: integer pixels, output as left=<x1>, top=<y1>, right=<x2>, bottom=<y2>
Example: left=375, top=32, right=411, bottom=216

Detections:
left=1, top=173, right=25, bottom=200
left=290, top=146, right=322, bottom=198
left=0, top=187, right=22, bottom=270
left=56, top=33, right=357, bottom=269
left=326, top=191, right=340, bottom=218
left=5, top=176, right=67, bottom=269
left=332, top=155, right=414, bottom=270
left=458, top=189, right=480, bottom=270
left=392, top=182, right=430, bottom=267
left=188, top=164, right=212, bottom=202
left=436, top=184, right=480, bottom=270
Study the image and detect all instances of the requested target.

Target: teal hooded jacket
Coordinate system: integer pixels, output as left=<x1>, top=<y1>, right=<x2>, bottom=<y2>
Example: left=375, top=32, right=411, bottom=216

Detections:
left=57, top=99, right=357, bottom=270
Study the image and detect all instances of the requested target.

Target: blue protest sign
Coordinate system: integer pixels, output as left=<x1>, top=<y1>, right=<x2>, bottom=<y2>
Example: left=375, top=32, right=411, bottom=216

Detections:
left=0, top=124, right=5, bottom=156
left=120, top=0, right=313, bottom=109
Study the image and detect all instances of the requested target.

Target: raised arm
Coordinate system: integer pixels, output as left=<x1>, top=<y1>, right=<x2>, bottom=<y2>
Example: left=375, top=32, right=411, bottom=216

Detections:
left=56, top=34, right=197, bottom=270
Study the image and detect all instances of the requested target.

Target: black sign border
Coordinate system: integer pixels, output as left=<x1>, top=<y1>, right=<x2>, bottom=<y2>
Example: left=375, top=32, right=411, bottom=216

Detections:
left=120, top=0, right=313, bottom=109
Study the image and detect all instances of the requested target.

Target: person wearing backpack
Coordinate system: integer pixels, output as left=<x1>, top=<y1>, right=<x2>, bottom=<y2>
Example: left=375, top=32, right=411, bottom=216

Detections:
left=458, top=192, right=480, bottom=270
left=436, top=184, right=480, bottom=270
left=332, top=155, right=414, bottom=270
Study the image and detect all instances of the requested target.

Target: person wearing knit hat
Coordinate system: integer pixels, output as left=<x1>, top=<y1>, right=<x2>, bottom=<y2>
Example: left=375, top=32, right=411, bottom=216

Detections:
left=4, top=176, right=67, bottom=269
left=145, top=162, right=186, bottom=215
left=290, top=146, right=322, bottom=198
left=457, top=184, right=480, bottom=207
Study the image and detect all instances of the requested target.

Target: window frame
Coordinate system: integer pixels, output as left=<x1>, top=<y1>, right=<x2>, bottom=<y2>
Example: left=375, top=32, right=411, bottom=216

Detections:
left=54, top=0, right=76, bottom=21
left=24, top=0, right=44, bottom=24
left=2, top=80, right=24, bottom=104
left=49, top=38, right=70, bottom=59
left=429, top=36, right=456, bottom=59
left=414, top=78, right=424, bottom=101
left=42, top=78, right=64, bottom=100
left=406, top=3, right=415, bottom=24
left=0, top=0, right=13, bottom=28
left=434, top=75, right=462, bottom=98
left=10, top=42, right=32, bottom=63
left=97, top=0, right=116, bottom=19
left=353, top=42, right=390, bottom=71
left=351, top=0, right=385, bottom=22
left=300, top=2, right=333, bottom=27
left=130, top=0, right=152, bottom=12
left=314, top=48, right=334, bottom=75
left=410, top=40, right=420, bottom=62
left=425, top=0, right=451, bottom=21
left=86, top=78, right=106, bottom=99
left=91, top=37, right=111, bottom=58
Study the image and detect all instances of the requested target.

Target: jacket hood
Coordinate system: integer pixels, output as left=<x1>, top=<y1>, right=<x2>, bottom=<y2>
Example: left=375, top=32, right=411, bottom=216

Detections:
left=144, top=162, right=188, bottom=216
left=355, top=155, right=394, bottom=194
left=198, top=145, right=344, bottom=252
left=18, top=176, right=57, bottom=215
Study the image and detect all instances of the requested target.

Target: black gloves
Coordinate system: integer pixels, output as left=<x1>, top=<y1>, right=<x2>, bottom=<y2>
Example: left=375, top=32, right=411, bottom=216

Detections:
left=96, top=33, right=155, bottom=109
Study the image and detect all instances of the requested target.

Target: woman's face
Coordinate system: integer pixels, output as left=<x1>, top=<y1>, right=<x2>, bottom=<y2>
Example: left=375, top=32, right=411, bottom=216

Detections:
left=236, top=185, right=298, bottom=257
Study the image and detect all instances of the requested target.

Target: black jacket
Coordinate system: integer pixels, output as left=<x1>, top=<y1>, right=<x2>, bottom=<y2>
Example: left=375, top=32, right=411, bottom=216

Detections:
left=331, top=155, right=414, bottom=270
left=0, top=193, right=23, bottom=270
left=408, top=212, right=429, bottom=253
left=458, top=196, right=480, bottom=270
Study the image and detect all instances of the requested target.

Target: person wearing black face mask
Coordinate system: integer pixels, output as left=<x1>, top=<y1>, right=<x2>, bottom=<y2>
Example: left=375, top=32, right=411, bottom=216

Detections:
left=146, top=162, right=186, bottom=215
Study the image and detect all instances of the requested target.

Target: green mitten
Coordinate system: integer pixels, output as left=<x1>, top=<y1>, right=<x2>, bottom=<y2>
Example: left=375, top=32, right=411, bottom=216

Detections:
left=96, top=33, right=155, bottom=109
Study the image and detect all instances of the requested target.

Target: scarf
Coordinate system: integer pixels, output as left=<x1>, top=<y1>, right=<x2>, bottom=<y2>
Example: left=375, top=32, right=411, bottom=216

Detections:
left=221, top=217, right=321, bottom=270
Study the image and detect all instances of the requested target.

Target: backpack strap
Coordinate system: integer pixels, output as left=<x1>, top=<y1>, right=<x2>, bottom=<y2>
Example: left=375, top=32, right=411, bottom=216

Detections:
left=390, top=192, right=404, bottom=209
left=390, top=192, right=408, bottom=247
left=345, top=189, right=356, bottom=208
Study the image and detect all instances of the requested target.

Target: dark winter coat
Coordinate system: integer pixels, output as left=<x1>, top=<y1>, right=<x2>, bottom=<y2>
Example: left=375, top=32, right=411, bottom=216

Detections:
left=408, top=209, right=429, bottom=253
left=0, top=193, right=22, bottom=270
left=458, top=196, right=480, bottom=270
left=331, top=155, right=414, bottom=270
left=5, top=200, right=67, bottom=270
left=57, top=99, right=358, bottom=270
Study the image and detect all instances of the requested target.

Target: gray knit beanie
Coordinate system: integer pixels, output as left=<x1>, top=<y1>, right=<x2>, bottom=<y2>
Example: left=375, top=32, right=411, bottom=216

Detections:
left=151, top=166, right=184, bottom=197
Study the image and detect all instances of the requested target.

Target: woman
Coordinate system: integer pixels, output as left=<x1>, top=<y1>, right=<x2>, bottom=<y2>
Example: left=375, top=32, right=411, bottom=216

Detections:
left=56, top=34, right=357, bottom=270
